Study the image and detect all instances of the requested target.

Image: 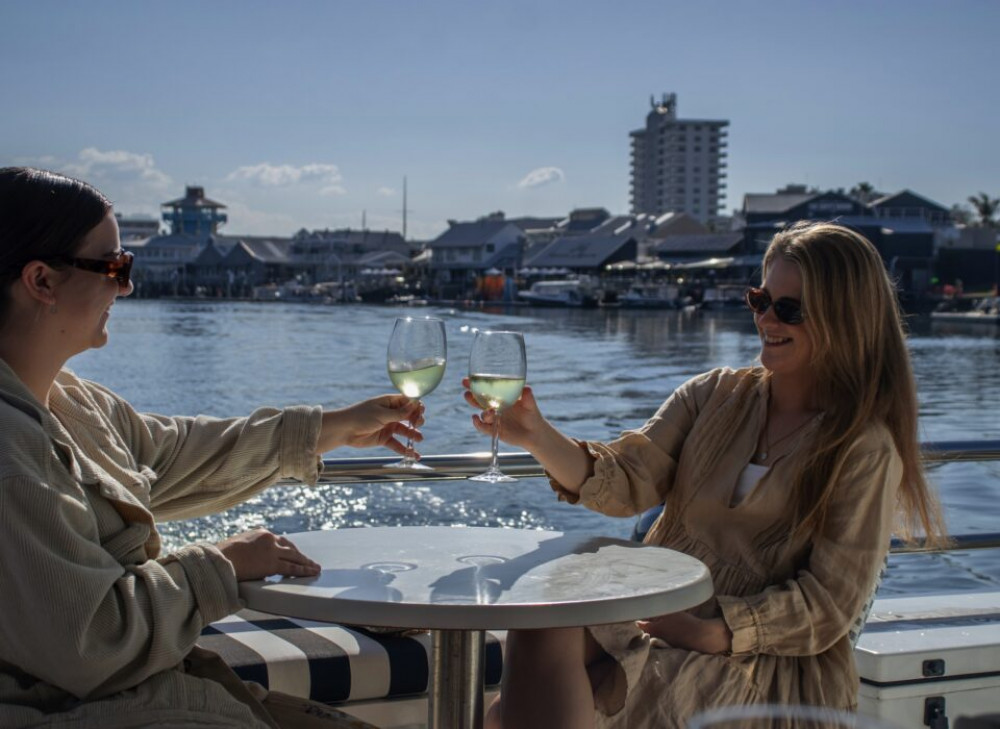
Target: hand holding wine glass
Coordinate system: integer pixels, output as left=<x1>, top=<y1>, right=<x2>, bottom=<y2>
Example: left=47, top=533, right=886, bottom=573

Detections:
left=385, top=316, right=446, bottom=469
left=467, top=330, right=526, bottom=482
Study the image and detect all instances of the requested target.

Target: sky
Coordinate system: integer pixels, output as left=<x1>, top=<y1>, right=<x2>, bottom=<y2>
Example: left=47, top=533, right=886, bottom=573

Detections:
left=2, top=0, right=997, bottom=240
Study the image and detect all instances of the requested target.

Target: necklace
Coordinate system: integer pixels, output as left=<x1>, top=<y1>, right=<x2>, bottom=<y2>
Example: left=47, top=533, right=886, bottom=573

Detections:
left=755, top=413, right=814, bottom=463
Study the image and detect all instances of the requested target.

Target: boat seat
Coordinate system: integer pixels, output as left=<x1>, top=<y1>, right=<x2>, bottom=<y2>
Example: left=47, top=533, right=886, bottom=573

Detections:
left=197, top=609, right=504, bottom=706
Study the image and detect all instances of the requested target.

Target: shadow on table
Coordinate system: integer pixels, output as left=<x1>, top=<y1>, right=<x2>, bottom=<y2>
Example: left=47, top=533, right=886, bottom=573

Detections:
left=429, top=533, right=646, bottom=605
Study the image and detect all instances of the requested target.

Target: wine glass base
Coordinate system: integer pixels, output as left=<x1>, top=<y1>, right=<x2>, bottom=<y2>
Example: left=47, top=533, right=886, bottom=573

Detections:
left=383, top=459, right=434, bottom=471
left=468, top=470, right=517, bottom=483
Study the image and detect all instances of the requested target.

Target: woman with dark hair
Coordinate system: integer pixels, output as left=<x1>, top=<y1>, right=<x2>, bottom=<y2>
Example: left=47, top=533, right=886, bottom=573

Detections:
left=465, top=221, right=948, bottom=729
left=0, top=167, right=422, bottom=728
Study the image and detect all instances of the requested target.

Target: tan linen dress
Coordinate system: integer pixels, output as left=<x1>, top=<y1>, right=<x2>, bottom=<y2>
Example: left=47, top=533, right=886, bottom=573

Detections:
left=550, top=367, right=901, bottom=728
left=0, top=360, right=353, bottom=728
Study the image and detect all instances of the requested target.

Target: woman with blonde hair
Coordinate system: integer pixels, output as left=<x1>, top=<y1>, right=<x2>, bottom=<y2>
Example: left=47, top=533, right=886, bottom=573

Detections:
left=464, top=221, right=946, bottom=729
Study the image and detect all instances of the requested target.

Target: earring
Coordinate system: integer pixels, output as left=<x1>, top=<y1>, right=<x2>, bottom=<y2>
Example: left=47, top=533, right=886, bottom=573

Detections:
left=49, top=304, right=58, bottom=315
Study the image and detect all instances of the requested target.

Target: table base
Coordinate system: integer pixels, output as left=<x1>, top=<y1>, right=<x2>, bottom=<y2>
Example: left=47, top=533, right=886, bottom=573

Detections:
left=429, top=629, right=486, bottom=729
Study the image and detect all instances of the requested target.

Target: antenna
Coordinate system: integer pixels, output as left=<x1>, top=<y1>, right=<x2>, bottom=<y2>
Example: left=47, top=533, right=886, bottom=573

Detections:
left=362, top=209, right=366, bottom=231
left=402, top=175, right=408, bottom=240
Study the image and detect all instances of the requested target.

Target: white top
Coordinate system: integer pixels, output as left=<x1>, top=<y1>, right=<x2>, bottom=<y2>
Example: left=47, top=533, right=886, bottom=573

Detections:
left=731, top=463, right=770, bottom=505
left=240, top=526, right=713, bottom=631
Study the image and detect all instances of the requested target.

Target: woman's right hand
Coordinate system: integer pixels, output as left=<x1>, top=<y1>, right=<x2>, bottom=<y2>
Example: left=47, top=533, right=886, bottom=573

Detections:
left=216, top=529, right=321, bottom=581
left=462, top=379, right=543, bottom=450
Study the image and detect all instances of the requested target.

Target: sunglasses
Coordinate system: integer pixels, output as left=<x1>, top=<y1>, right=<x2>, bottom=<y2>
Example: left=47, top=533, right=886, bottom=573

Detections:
left=745, top=286, right=805, bottom=325
left=52, top=250, right=134, bottom=291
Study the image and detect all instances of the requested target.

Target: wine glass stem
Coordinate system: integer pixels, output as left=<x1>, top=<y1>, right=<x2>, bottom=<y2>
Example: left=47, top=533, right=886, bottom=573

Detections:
left=489, top=410, right=501, bottom=472
left=404, top=399, right=420, bottom=462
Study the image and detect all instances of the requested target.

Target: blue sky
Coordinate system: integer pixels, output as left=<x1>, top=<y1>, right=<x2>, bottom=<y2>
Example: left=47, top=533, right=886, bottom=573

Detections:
left=2, top=0, right=997, bottom=239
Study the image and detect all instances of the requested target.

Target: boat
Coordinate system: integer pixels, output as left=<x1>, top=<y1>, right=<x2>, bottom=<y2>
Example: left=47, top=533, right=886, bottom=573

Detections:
left=619, top=282, right=683, bottom=309
left=699, top=284, right=746, bottom=310
left=930, top=296, right=1000, bottom=324
left=199, top=442, right=1000, bottom=729
left=517, top=278, right=598, bottom=307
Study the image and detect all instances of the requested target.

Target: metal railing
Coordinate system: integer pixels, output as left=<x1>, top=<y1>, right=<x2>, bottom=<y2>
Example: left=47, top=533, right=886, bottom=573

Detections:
left=286, top=440, right=1000, bottom=554
left=298, top=439, right=1000, bottom=485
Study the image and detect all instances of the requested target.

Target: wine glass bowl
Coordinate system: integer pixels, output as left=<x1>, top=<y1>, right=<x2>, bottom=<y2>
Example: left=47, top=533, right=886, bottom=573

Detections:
left=385, top=316, right=447, bottom=469
left=468, top=330, right=526, bottom=483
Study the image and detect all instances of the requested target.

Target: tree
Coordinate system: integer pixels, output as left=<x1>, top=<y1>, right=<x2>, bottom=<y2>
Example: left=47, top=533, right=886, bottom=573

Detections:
left=967, top=192, right=999, bottom=227
left=850, top=182, right=877, bottom=204
left=949, top=204, right=972, bottom=226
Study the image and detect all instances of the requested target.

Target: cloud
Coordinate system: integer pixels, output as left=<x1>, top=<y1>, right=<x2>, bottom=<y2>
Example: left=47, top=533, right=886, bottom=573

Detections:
left=377, top=186, right=396, bottom=197
left=226, top=162, right=345, bottom=195
left=517, top=166, right=565, bottom=189
left=18, top=147, right=174, bottom=214
left=64, top=147, right=172, bottom=188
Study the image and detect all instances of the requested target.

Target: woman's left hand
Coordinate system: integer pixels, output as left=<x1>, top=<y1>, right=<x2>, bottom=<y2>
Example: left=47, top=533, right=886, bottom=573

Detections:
left=317, top=395, right=424, bottom=455
left=636, top=613, right=733, bottom=655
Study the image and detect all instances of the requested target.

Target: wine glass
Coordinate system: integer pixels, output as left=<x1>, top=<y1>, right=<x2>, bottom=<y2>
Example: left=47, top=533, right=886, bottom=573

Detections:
left=385, top=316, right=447, bottom=469
left=468, top=330, right=526, bottom=483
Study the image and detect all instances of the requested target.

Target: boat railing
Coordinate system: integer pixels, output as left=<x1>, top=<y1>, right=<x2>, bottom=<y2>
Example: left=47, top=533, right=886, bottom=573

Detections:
left=287, top=439, right=1000, bottom=554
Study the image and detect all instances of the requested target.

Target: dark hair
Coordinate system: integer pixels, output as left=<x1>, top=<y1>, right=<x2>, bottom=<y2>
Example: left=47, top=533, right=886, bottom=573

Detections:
left=0, top=167, right=112, bottom=321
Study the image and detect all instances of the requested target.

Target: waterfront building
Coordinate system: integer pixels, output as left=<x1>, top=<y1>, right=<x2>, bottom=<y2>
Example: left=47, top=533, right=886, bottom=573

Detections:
left=741, top=185, right=954, bottom=294
left=650, top=232, right=745, bottom=265
left=115, top=213, right=160, bottom=242
left=161, top=186, right=228, bottom=236
left=289, top=228, right=414, bottom=282
left=629, top=93, right=729, bottom=225
left=427, top=214, right=526, bottom=299
left=523, top=231, right=638, bottom=277
left=870, top=190, right=951, bottom=228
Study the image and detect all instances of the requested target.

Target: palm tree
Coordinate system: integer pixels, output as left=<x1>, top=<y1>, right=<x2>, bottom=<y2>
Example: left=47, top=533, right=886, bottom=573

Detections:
left=850, top=181, right=877, bottom=204
left=967, top=192, right=999, bottom=227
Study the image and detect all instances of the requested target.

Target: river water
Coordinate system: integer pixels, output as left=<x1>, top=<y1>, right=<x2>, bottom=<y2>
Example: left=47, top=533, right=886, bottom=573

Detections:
left=71, top=299, right=1000, bottom=597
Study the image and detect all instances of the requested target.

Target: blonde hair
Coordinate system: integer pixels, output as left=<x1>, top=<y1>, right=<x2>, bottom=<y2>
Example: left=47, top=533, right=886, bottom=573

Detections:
left=764, top=221, right=947, bottom=547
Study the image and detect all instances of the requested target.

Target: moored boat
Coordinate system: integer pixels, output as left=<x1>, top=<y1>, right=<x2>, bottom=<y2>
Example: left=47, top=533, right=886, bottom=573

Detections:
left=930, top=296, right=1000, bottom=324
left=517, top=278, right=598, bottom=307
left=619, top=282, right=683, bottom=309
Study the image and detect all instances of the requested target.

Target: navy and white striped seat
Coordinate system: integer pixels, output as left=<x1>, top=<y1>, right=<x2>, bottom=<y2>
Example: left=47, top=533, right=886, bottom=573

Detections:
left=198, top=609, right=504, bottom=705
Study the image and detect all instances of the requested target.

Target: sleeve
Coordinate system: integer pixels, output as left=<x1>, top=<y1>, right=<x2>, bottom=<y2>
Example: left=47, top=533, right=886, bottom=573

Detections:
left=0, top=475, right=242, bottom=699
left=96, top=381, right=324, bottom=520
left=551, top=370, right=716, bottom=517
left=716, top=434, right=901, bottom=656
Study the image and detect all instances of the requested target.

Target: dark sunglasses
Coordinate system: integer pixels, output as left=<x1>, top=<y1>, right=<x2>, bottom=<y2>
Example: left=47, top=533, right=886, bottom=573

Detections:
left=745, top=286, right=805, bottom=325
left=51, top=250, right=134, bottom=291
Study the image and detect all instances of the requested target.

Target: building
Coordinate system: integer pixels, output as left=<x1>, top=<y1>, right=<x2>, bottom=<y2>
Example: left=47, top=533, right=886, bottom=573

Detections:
left=115, top=213, right=160, bottom=242
left=161, top=186, right=228, bottom=236
left=523, top=231, right=638, bottom=276
left=427, top=215, right=526, bottom=298
left=629, top=93, right=729, bottom=225
left=740, top=186, right=953, bottom=295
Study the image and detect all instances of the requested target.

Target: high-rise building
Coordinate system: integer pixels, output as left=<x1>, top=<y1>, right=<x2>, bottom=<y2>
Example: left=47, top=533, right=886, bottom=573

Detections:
left=629, top=93, right=729, bottom=224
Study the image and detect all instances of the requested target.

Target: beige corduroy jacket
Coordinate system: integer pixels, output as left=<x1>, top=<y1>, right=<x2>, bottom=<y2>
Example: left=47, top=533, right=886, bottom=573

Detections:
left=0, top=359, right=322, bottom=728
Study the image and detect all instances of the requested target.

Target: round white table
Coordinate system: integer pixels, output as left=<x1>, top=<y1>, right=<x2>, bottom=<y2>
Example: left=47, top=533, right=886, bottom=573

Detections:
left=239, top=526, right=713, bottom=729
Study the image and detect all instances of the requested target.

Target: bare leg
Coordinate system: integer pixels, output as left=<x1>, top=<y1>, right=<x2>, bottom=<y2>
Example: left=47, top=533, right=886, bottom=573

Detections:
left=486, top=627, right=610, bottom=729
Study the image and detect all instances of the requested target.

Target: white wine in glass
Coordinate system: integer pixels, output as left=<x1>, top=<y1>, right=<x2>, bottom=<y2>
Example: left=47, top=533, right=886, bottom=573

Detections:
left=386, top=316, right=447, bottom=469
left=468, top=330, right=526, bottom=483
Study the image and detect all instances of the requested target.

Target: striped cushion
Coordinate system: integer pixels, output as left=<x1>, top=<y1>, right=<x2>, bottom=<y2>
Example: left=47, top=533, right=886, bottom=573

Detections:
left=197, top=609, right=504, bottom=705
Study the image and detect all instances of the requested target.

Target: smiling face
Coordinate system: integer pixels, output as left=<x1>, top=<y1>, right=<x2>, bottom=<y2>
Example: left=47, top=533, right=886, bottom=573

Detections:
left=54, top=211, right=132, bottom=354
left=755, top=256, right=815, bottom=381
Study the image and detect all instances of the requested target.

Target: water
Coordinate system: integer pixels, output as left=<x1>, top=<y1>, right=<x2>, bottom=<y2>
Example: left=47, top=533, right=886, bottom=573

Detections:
left=71, top=300, right=1000, bottom=597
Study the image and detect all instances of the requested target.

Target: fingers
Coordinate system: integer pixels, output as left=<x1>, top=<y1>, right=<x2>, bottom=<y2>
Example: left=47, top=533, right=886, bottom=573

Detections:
left=275, top=537, right=321, bottom=577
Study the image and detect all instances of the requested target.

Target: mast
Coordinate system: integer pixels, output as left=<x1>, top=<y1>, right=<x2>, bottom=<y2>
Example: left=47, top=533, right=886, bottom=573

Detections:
left=402, top=175, right=408, bottom=241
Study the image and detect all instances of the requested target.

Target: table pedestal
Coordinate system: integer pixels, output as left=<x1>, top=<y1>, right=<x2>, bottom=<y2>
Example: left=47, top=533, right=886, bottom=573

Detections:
left=429, top=629, right=486, bottom=729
